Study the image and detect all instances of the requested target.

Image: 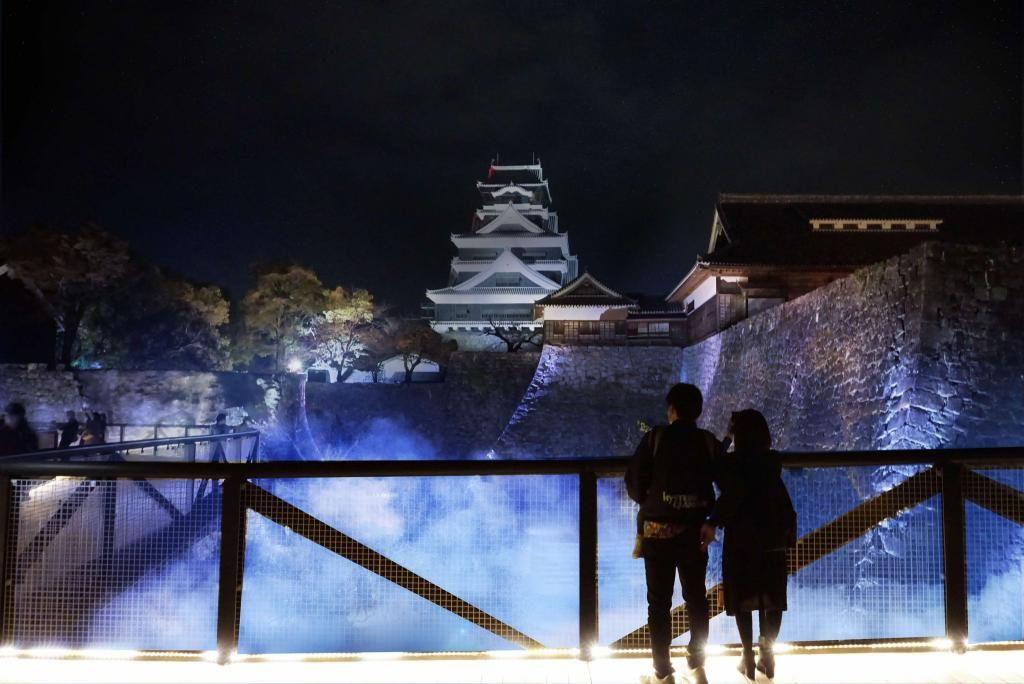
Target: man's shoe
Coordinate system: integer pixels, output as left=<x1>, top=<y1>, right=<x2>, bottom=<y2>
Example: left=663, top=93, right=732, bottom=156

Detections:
left=737, top=648, right=756, bottom=682
left=688, top=665, right=708, bottom=684
left=639, top=673, right=675, bottom=684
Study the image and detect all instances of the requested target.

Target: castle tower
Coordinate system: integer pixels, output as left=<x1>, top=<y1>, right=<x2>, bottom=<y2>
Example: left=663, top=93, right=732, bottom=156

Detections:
left=425, top=160, right=579, bottom=347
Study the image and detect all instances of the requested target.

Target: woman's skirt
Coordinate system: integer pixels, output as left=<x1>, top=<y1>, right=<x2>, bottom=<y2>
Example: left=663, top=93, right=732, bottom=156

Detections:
left=722, top=537, right=788, bottom=615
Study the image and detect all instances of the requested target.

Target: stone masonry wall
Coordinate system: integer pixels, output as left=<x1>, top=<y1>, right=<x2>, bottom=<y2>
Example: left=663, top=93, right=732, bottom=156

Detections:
left=441, top=351, right=541, bottom=457
left=75, top=370, right=273, bottom=425
left=907, top=243, right=1024, bottom=447
left=0, top=366, right=273, bottom=427
left=682, top=242, right=1024, bottom=450
left=494, top=346, right=687, bottom=458
left=0, top=364, right=85, bottom=423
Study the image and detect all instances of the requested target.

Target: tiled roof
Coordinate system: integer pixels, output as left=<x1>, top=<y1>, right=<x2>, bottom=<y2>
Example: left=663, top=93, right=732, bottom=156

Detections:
left=426, top=286, right=552, bottom=296
left=706, top=195, right=1024, bottom=267
left=535, top=272, right=635, bottom=307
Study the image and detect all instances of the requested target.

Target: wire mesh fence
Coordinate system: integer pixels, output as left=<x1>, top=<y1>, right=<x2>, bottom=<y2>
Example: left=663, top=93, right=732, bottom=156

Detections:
left=0, top=452, right=1021, bottom=656
left=964, top=466, right=1024, bottom=642
left=237, top=475, right=579, bottom=653
left=3, top=476, right=220, bottom=650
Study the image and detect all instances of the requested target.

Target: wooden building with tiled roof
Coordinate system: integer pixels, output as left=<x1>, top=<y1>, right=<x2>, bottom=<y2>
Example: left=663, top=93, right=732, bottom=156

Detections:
left=667, top=194, right=1024, bottom=344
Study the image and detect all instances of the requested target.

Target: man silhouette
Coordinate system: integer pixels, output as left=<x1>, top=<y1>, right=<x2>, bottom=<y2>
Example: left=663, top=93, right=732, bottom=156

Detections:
left=626, top=383, right=720, bottom=684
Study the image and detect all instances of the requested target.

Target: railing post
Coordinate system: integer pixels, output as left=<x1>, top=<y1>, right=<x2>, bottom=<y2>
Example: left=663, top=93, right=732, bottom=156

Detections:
left=941, top=460, right=968, bottom=651
left=579, top=470, right=599, bottom=660
left=0, top=474, right=10, bottom=645
left=216, top=476, right=247, bottom=663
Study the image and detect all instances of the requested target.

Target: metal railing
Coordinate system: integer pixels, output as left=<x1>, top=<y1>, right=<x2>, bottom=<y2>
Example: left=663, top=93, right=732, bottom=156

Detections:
left=6, top=429, right=261, bottom=464
left=0, top=446, right=1020, bottom=661
left=30, top=422, right=231, bottom=450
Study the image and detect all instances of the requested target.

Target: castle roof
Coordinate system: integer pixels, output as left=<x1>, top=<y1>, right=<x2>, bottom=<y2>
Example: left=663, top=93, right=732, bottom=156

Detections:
left=474, top=203, right=547, bottom=234
left=705, top=194, right=1023, bottom=267
left=485, top=162, right=544, bottom=185
left=667, top=194, right=1024, bottom=301
left=534, top=272, right=635, bottom=308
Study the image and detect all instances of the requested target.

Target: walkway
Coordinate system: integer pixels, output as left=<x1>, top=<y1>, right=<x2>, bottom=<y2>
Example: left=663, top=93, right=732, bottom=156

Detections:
left=1, top=648, right=1022, bottom=683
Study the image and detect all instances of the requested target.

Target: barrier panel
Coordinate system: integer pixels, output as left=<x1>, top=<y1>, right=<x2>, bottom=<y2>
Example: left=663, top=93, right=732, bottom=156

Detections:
left=0, top=447, right=1021, bottom=660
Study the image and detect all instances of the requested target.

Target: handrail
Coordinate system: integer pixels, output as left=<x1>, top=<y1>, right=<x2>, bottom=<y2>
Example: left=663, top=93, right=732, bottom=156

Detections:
left=0, top=443, right=1020, bottom=659
left=0, top=429, right=261, bottom=465
left=0, top=444, right=1021, bottom=477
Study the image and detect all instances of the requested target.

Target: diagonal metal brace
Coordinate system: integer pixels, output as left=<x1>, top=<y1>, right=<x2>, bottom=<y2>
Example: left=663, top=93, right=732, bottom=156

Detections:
left=962, top=470, right=1024, bottom=526
left=14, top=480, right=97, bottom=577
left=243, top=482, right=544, bottom=649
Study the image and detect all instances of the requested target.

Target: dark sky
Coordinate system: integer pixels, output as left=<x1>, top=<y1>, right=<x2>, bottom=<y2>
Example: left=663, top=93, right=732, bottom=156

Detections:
left=3, top=1, right=1022, bottom=310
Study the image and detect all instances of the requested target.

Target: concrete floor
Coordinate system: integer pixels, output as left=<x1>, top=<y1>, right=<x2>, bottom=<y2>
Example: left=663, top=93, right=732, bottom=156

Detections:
left=2, top=648, right=1023, bottom=683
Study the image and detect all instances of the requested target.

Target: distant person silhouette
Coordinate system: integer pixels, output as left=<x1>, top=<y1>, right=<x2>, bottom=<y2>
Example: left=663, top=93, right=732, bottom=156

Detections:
left=210, top=412, right=229, bottom=462
left=0, top=402, right=39, bottom=455
left=702, top=409, right=796, bottom=682
left=626, top=383, right=720, bottom=684
left=58, top=410, right=81, bottom=448
left=97, top=412, right=108, bottom=442
left=81, top=411, right=108, bottom=445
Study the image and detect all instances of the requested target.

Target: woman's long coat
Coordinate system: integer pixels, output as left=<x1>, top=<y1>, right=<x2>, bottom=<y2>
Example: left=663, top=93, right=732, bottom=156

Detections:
left=709, top=449, right=796, bottom=615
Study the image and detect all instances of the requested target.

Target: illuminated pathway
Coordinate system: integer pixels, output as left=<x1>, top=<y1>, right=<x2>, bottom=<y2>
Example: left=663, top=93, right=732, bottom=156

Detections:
left=2, top=648, right=1023, bottom=683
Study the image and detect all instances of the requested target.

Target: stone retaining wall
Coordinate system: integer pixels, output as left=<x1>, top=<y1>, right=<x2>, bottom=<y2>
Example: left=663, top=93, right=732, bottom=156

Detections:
left=682, top=242, right=1024, bottom=450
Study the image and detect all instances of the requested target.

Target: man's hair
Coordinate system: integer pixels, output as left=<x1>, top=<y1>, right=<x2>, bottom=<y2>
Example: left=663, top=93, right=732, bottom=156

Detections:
left=665, top=383, right=702, bottom=421
left=4, top=402, right=26, bottom=418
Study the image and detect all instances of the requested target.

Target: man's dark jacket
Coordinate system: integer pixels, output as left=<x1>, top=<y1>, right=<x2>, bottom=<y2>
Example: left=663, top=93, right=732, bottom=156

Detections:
left=625, top=421, right=720, bottom=527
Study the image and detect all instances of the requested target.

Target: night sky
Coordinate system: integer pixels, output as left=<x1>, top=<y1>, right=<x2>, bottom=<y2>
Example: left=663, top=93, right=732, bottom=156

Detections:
left=3, top=1, right=1022, bottom=311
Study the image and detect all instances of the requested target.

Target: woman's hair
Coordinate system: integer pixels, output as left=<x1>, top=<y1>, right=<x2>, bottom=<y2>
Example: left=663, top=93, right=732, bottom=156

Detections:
left=730, top=408, right=772, bottom=453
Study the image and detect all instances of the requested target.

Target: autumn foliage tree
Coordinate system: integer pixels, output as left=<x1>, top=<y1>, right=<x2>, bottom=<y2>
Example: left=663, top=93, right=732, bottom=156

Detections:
left=392, top=319, right=457, bottom=383
left=79, top=266, right=231, bottom=370
left=303, top=287, right=375, bottom=381
left=1, top=225, right=132, bottom=366
left=350, top=318, right=399, bottom=383
left=233, top=265, right=327, bottom=373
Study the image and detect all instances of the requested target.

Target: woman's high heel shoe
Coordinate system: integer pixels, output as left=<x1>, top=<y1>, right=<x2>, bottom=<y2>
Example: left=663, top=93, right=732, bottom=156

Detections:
left=756, top=640, right=775, bottom=680
left=736, top=648, right=756, bottom=682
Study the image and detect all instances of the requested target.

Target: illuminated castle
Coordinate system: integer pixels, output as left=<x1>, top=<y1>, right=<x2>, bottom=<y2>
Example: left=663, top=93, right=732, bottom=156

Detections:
left=424, top=160, right=579, bottom=346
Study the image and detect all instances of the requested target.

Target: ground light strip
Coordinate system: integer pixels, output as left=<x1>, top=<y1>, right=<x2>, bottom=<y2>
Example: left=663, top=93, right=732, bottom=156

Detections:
left=1, top=640, right=1022, bottom=664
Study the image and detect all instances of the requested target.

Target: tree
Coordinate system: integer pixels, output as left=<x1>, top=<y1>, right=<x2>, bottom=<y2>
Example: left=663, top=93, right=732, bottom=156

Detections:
left=346, top=310, right=403, bottom=383
left=79, top=267, right=230, bottom=370
left=393, top=319, right=457, bottom=384
left=234, top=265, right=327, bottom=373
left=303, top=287, right=374, bottom=381
left=484, top=318, right=544, bottom=352
left=1, top=225, right=131, bottom=366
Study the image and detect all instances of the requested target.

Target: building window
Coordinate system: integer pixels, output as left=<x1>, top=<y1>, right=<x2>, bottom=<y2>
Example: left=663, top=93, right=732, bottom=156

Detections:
left=635, top=321, right=669, bottom=336
left=810, top=218, right=942, bottom=232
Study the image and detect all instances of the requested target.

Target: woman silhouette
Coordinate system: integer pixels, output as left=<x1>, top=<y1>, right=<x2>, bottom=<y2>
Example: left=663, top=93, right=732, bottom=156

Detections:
left=701, top=409, right=796, bottom=681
